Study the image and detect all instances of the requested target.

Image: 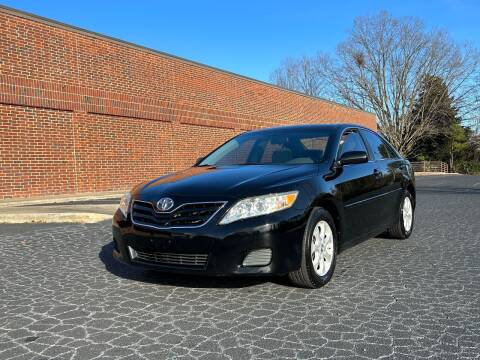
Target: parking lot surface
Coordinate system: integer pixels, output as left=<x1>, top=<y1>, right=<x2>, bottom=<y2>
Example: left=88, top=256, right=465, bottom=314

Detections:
left=1, top=175, right=479, bottom=359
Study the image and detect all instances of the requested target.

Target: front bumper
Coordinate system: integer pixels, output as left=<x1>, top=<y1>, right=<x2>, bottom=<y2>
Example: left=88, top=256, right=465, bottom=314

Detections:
left=112, top=207, right=307, bottom=276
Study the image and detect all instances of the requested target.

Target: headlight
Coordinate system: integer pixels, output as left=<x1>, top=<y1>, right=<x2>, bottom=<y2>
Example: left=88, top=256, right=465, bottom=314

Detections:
left=118, top=192, right=132, bottom=217
left=219, top=191, right=299, bottom=225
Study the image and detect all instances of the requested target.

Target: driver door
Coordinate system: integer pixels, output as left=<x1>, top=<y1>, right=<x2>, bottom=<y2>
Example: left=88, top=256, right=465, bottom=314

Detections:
left=333, top=129, right=382, bottom=240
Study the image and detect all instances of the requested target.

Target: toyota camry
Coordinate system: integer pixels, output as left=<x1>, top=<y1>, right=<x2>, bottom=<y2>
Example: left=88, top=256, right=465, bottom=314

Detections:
left=112, top=124, right=415, bottom=288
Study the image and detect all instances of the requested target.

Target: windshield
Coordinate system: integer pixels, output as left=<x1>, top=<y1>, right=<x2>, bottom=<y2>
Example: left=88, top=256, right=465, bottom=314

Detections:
left=199, top=129, right=332, bottom=166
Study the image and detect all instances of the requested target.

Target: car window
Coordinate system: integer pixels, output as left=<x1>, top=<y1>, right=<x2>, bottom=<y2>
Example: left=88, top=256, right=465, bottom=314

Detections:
left=300, top=137, right=329, bottom=151
left=337, top=130, right=367, bottom=159
left=199, top=130, right=332, bottom=166
left=214, top=139, right=256, bottom=166
left=361, top=129, right=398, bottom=160
left=259, top=135, right=329, bottom=163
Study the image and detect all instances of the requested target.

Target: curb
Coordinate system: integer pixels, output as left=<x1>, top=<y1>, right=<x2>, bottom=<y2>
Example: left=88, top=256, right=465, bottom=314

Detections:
left=0, top=192, right=123, bottom=208
left=0, top=212, right=112, bottom=224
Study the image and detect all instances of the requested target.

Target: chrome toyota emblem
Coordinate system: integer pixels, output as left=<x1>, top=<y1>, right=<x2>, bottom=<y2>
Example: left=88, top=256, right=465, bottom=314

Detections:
left=156, top=197, right=174, bottom=211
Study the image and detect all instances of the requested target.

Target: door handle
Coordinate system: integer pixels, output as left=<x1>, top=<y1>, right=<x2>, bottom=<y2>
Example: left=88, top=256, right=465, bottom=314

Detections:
left=373, top=169, right=383, bottom=180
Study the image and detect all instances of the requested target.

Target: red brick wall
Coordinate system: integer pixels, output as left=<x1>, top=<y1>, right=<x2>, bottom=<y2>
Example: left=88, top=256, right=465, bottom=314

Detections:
left=0, top=7, right=376, bottom=199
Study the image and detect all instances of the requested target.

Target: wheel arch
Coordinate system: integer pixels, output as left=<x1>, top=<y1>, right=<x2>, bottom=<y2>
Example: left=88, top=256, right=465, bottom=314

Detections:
left=310, top=195, right=344, bottom=244
left=407, top=183, right=416, bottom=201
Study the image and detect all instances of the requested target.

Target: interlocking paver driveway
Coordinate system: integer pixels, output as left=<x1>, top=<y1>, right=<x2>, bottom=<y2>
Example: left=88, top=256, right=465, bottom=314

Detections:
left=1, top=175, right=479, bottom=359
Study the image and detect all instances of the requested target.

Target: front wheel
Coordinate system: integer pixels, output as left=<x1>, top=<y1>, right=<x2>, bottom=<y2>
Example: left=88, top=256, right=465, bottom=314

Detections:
left=288, top=208, right=337, bottom=288
left=387, top=190, right=415, bottom=239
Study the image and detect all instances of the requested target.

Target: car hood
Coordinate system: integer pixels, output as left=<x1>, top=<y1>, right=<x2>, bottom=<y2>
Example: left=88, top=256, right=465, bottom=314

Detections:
left=134, top=164, right=318, bottom=200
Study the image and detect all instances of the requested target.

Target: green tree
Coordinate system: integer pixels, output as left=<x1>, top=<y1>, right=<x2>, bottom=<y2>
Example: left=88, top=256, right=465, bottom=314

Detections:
left=412, top=75, right=460, bottom=162
left=448, top=122, right=469, bottom=170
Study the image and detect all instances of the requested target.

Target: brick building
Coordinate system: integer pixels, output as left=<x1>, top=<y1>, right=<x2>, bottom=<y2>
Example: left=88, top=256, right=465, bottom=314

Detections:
left=0, top=6, right=375, bottom=200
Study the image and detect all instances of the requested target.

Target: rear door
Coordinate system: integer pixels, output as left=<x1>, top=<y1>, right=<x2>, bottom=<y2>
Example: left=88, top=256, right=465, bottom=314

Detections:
left=360, top=129, right=404, bottom=229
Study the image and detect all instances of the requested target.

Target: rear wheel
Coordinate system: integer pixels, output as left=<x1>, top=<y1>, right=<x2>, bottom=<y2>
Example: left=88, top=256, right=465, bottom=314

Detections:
left=387, top=191, right=414, bottom=239
left=288, top=208, right=337, bottom=288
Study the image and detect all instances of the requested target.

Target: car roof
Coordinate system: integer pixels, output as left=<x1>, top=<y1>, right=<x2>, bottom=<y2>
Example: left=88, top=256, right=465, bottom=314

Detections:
left=246, top=123, right=375, bottom=135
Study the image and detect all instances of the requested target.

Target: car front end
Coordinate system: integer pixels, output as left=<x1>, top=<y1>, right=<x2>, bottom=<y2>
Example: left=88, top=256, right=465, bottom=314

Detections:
left=112, top=186, right=312, bottom=276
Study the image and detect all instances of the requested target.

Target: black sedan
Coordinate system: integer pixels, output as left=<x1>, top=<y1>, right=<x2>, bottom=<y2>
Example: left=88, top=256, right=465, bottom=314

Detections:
left=112, top=124, right=415, bottom=288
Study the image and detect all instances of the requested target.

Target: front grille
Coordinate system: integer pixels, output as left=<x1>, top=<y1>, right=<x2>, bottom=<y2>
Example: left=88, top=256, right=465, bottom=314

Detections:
left=129, top=247, right=208, bottom=267
left=131, top=200, right=226, bottom=229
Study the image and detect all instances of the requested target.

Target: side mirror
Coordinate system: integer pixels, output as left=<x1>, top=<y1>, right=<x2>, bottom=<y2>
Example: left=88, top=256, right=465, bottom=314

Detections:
left=339, top=151, right=368, bottom=165
left=194, top=157, right=204, bottom=166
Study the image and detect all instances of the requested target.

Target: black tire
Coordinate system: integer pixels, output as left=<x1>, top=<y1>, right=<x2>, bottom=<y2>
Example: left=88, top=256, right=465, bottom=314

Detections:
left=288, top=207, right=338, bottom=288
left=387, top=190, right=415, bottom=239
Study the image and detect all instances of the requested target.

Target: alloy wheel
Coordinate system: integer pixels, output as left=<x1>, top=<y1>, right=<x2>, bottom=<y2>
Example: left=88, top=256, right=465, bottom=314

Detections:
left=403, top=196, right=413, bottom=232
left=311, top=220, right=334, bottom=276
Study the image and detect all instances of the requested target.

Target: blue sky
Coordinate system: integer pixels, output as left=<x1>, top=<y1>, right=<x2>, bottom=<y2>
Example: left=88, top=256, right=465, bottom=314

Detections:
left=2, top=0, right=479, bottom=82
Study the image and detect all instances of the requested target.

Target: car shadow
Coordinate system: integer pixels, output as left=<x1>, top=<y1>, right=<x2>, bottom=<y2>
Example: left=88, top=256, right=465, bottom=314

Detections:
left=338, top=231, right=392, bottom=253
left=338, top=238, right=368, bottom=253
left=99, top=242, right=289, bottom=289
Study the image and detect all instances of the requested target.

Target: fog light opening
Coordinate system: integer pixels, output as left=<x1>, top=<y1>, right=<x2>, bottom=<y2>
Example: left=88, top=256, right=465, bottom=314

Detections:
left=128, top=246, right=138, bottom=260
left=242, top=248, right=272, bottom=267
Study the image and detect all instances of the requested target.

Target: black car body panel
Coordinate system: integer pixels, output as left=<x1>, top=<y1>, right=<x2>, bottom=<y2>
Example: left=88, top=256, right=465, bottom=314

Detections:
left=136, top=164, right=319, bottom=199
left=112, top=124, right=415, bottom=276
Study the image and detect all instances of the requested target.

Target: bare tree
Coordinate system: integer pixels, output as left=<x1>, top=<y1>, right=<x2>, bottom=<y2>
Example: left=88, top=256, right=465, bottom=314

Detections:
left=325, top=12, right=480, bottom=156
left=270, top=55, right=330, bottom=98
left=271, top=12, right=480, bottom=157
